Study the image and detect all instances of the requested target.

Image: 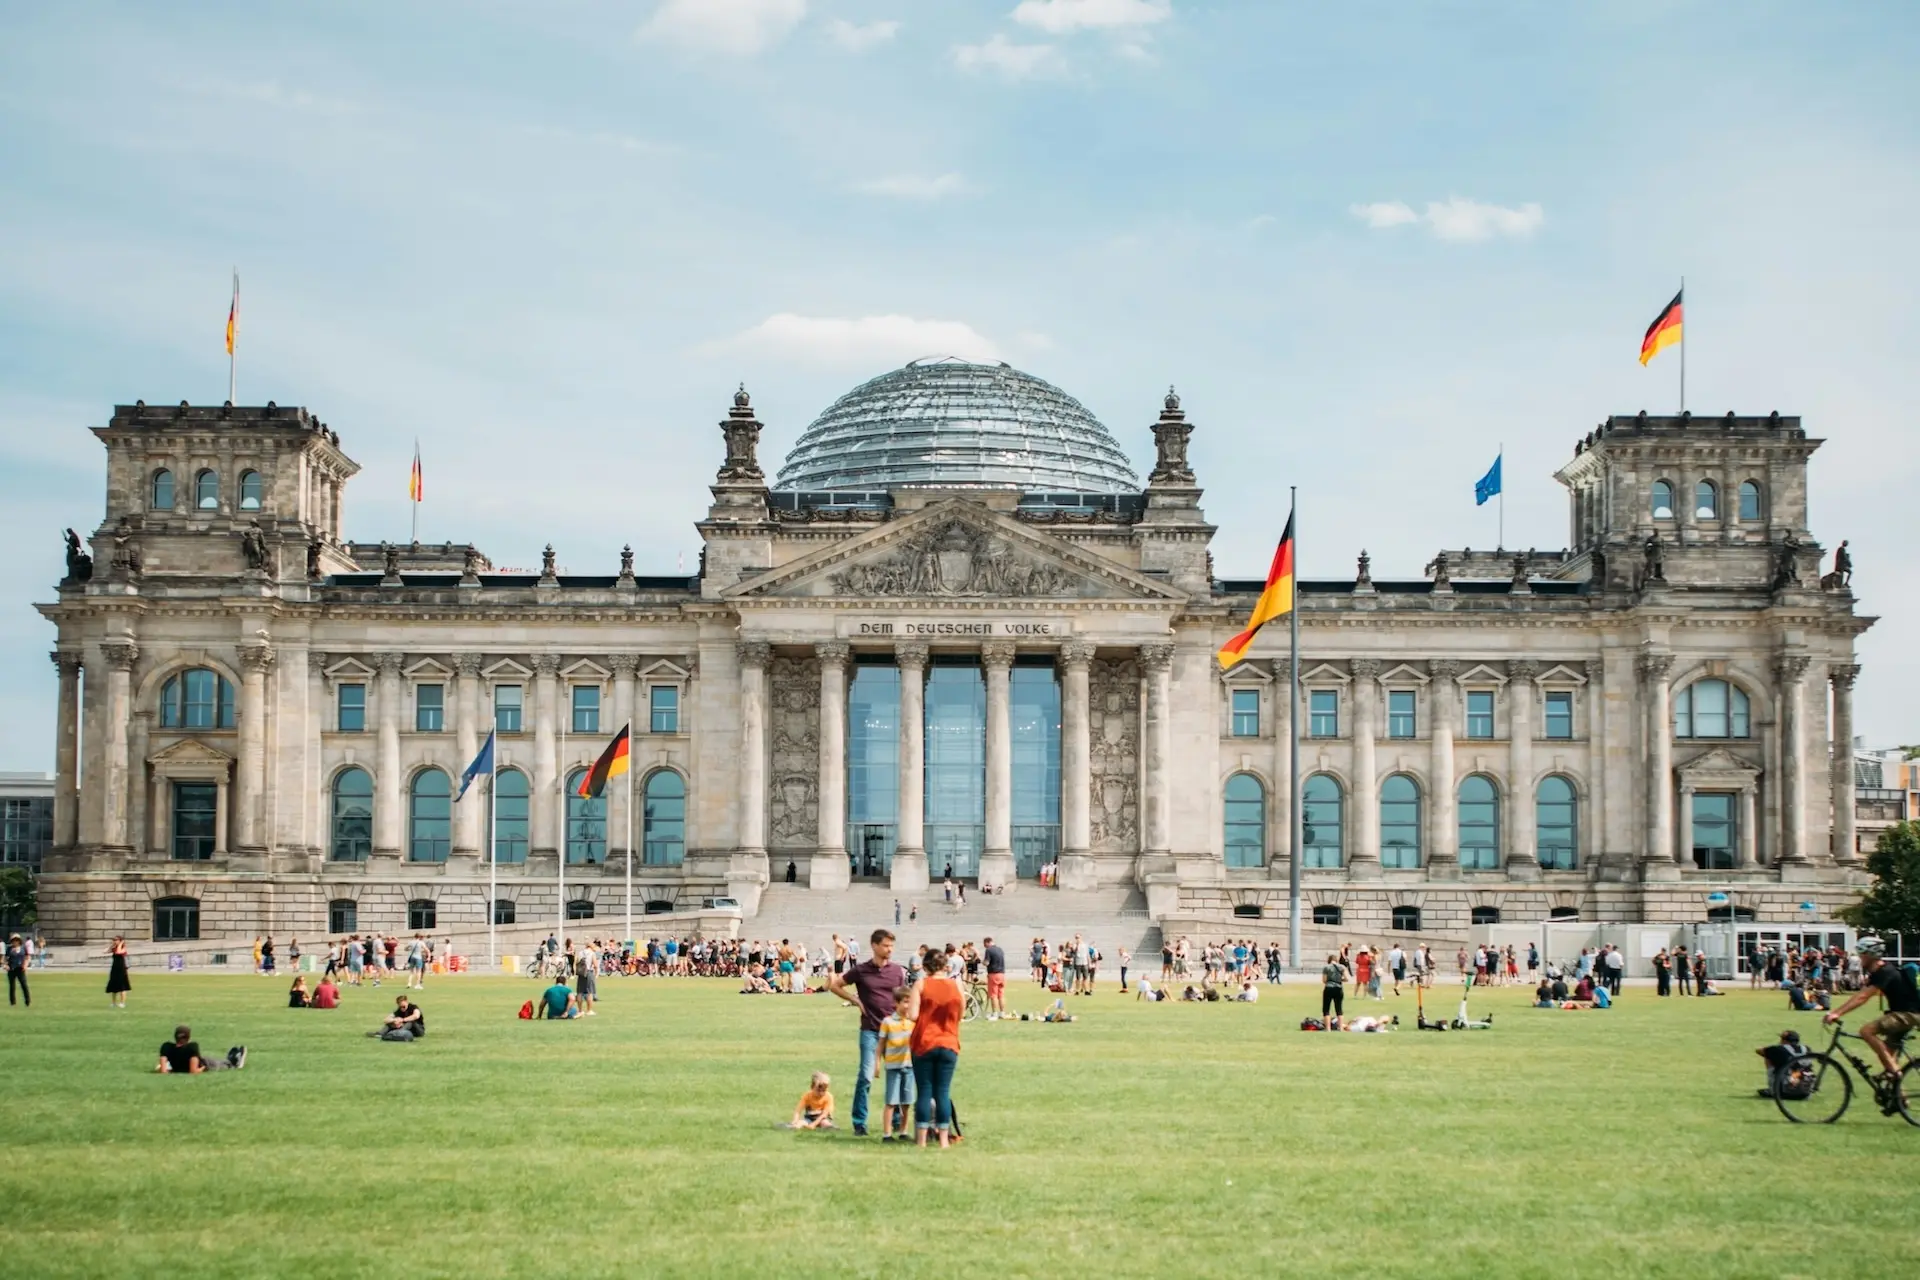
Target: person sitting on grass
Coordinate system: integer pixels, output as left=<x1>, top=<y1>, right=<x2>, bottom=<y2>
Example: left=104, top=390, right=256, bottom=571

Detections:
left=1573, top=974, right=1596, bottom=1002
left=788, top=1072, right=836, bottom=1130
left=368, top=994, right=425, bottom=1041
left=156, top=1024, right=245, bottom=1073
left=1785, top=979, right=1829, bottom=1012
left=312, top=975, right=340, bottom=1009
left=537, top=980, right=578, bottom=1019
left=739, top=969, right=775, bottom=994
left=1235, top=980, right=1260, bottom=1003
left=1534, top=979, right=1556, bottom=1008
left=288, top=975, right=310, bottom=1008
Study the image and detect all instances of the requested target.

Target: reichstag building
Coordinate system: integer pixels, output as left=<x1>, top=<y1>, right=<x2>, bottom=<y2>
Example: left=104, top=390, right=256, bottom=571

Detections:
left=36, top=359, right=1871, bottom=942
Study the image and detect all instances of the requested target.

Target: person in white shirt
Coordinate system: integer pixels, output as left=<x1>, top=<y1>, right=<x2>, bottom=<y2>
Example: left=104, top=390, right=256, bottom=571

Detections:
left=1387, top=945, right=1407, bottom=994
left=1236, top=980, right=1260, bottom=1003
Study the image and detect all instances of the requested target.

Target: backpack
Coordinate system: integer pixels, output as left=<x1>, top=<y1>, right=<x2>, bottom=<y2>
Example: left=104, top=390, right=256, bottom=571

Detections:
left=1774, top=1058, right=1815, bottom=1100
left=1300, top=1017, right=1325, bottom=1031
left=518, top=1000, right=534, bottom=1020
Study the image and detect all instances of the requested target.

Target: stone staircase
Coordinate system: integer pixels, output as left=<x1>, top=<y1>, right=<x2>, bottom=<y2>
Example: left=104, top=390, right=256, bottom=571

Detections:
left=748, top=882, right=1161, bottom=964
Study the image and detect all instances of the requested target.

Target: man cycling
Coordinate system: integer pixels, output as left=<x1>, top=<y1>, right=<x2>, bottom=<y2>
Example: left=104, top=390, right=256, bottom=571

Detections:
left=1823, top=937, right=1920, bottom=1087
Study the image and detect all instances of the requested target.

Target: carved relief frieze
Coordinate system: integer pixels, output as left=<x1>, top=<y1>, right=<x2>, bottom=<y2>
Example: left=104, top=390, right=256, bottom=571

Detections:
left=1089, top=656, right=1140, bottom=852
left=767, top=656, right=821, bottom=849
left=825, top=519, right=1082, bottom=598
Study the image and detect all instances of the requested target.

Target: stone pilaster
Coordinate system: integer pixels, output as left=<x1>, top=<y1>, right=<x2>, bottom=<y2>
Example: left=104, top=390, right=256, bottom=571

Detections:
left=812, top=642, right=851, bottom=891
left=1349, top=659, right=1380, bottom=876
left=530, top=654, right=560, bottom=859
left=307, top=652, right=330, bottom=857
left=737, top=642, right=771, bottom=860
left=608, top=654, right=639, bottom=866
left=1829, top=663, right=1860, bottom=864
left=979, top=640, right=1016, bottom=890
left=1269, top=657, right=1292, bottom=881
left=1584, top=657, right=1606, bottom=868
left=99, top=640, right=138, bottom=850
left=1141, top=643, right=1175, bottom=857
left=235, top=642, right=275, bottom=852
left=1638, top=650, right=1676, bottom=877
left=1059, top=639, right=1095, bottom=863
left=453, top=653, right=485, bottom=859
left=373, top=652, right=404, bottom=858
left=1427, top=659, right=1459, bottom=879
left=1776, top=653, right=1812, bottom=865
left=1507, top=661, right=1540, bottom=880
left=50, top=651, right=81, bottom=849
left=890, top=642, right=928, bottom=892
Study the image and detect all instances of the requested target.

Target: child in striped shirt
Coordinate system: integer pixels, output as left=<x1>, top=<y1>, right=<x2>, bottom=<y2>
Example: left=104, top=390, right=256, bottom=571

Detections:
left=877, top=986, right=915, bottom=1141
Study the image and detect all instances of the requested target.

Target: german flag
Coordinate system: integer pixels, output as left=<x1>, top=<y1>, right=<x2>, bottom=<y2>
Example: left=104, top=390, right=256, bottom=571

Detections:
left=225, top=271, right=239, bottom=356
left=408, top=441, right=423, bottom=503
left=1218, top=512, right=1294, bottom=670
left=1639, top=288, right=1683, bottom=366
left=577, top=724, right=630, bottom=799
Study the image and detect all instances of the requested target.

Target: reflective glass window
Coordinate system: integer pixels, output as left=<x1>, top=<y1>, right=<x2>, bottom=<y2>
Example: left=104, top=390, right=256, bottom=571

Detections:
left=1380, top=774, right=1422, bottom=868
left=1302, top=774, right=1343, bottom=868
left=1224, top=773, right=1265, bottom=868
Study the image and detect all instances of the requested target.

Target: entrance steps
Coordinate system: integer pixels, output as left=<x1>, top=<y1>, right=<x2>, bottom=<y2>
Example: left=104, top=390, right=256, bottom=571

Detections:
left=749, top=882, right=1160, bottom=962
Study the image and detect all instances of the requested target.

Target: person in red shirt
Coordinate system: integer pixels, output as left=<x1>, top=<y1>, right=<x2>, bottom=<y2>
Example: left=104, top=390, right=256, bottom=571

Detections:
left=311, top=976, right=340, bottom=1009
left=1354, top=948, right=1373, bottom=1000
left=905, top=956, right=964, bottom=1148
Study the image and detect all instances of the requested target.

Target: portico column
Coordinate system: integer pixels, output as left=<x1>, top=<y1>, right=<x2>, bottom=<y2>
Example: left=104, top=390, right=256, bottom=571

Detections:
left=453, top=654, right=484, bottom=858
left=1740, top=787, right=1759, bottom=867
left=236, top=642, right=274, bottom=851
left=1829, top=663, right=1860, bottom=864
left=99, top=640, right=138, bottom=850
left=980, top=641, right=1016, bottom=889
left=812, top=642, right=851, bottom=891
left=890, top=642, right=929, bottom=892
left=1059, top=640, right=1095, bottom=860
left=1349, top=660, right=1381, bottom=876
left=530, top=654, right=560, bottom=858
left=737, top=642, right=770, bottom=857
left=1141, top=644, right=1175, bottom=856
left=1679, top=783, right=1695, bottom=867
left=374, top=652, right=404, bottom=856
left=1638, top=651, right=1675, bottom=867
left=1777, top=654, right=1812, bottom=864
left=50, top=651, right=81, bottom=848
left=609, top=655, right=639, bottom=867
left=1427, top=661, right=1459, bottom=879
left=1507, top=661, right=1539, bottom=880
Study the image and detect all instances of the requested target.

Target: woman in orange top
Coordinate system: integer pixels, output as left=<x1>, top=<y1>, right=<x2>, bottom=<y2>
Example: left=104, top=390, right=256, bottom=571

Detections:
left=906, top=952, right=964, bottom=1149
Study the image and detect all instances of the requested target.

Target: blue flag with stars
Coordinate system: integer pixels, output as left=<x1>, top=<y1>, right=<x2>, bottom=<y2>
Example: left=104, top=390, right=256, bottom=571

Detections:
left=1474, top=454, right=1502, bottom=506
left=458, top=729, right=495, bottom=800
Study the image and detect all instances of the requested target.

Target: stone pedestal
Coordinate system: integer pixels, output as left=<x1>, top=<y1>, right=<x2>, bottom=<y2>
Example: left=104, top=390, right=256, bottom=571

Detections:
left=809, top=852, right=850, bottom=892
left=889, top=848, right=929, bottom=894
left=1056, top=851, right=1099, bottom=891
left=976, top=850, right=1016, bottom=891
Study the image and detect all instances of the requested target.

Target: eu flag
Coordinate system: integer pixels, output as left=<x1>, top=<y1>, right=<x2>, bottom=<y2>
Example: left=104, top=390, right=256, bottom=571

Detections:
left=458, top=729, right=496, bottom=800
left=1474, top=454, right=1502, bottom=506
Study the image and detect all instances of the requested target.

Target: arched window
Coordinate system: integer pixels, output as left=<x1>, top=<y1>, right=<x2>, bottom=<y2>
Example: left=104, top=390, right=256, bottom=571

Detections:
left=1651, top=479, right=1675, bottom=520
left=1738, top=480, right=1762, bottom=522
left=328, top=898, right=358, bottom=934
left=565, top=768, right=606, bottom=864
left=1673, top=678, right=1750, bottom=738
left=1694, top=479, right=1718, bottom=520
left=1537, top=776, right=1578, bottom=870
left=567, top=899, right=596, bottom=921
left=492, top=768, right=529, bottom=863
left=1471, top=906, right=1500, bottom=925
left=643, top=770, right=685, bottom=866
left=1391, top=905, right=1422, bottom=932
left=153, top=896, right=199, bottom=940
left=1458, top=775, right=1500, bottom=870
left=1380, top=774, right=1422, bottom=868
left=1301, top=774, right=1344, bottom=868
left=238, top=470, right=263, bottom=511
left=407, top=898, right=437, bottom=931
left=194, top=469, right=219, bottom=510
left=159, top=669, right=236, bottom=729
left=151, top=469, right=175, bottom=510
left=330, top=767, right=373, bottom=861
left=1223, top=773, right=1265, bottom=868
left=1312, top=904, right=1342, bottom=926
left=408, top=770, right=451, bottom=863
left=493, top=898, right=516, bottom=926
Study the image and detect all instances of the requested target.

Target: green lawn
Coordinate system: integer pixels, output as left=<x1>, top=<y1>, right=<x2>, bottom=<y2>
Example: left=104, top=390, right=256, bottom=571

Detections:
left=2, top=971, right=1914, bottom=1279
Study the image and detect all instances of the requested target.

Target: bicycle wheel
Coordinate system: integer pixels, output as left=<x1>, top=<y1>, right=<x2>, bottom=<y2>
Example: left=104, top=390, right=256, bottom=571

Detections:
left=1774, top=1053, right=1851, bottom=1124
left=962, top=990, right=981, bottom=1022
left=1894, top=1061, right=1920, bottom=1127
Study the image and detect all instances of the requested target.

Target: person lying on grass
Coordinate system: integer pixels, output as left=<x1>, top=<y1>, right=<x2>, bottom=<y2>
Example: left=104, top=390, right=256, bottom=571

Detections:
left=788, top=1072, right=836, bottom=1130
left=537, top=981, right=578, bottom=1019
left=156, top=1024, right=245, bottom=1073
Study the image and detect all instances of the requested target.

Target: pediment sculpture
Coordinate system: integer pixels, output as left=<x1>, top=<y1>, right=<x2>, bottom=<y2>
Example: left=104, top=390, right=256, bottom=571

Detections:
left=825, top=519, right=1079, bottom=598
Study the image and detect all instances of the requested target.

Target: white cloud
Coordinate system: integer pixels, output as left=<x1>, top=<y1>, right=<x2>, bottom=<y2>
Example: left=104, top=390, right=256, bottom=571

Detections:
left=1012, top=0, right=1172, bottom=34
left=826, top=18, right=900, bottom=51
left=709, top=314, right=1004, bottom=365
left=1015, top=331, right=1055, bottom=352
left=855, top=172, right=970, bottom=200
left=1349, top=198, right=1544, bottom=241
left=954, top=34, right=1065, bottom=79
left=637, top=0, right=806, bottom=56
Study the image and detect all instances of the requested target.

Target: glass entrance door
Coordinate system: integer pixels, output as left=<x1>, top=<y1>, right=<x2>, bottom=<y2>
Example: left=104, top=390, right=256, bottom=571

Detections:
left=924, top=663, right=984, bottom=878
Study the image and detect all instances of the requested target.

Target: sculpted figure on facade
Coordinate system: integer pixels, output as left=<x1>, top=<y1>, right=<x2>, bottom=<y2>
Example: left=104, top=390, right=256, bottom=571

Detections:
left=1088, top=656, right=1141, bottom=851
left=826, top=520, right=1079, bottom=598
left=767, top=656, right=821, bottom=847
left=1147, top=386, right=1195, bottom=486
left=241, top=523, right=269, bottom=572
left=63, top=528, right=93, bottom=583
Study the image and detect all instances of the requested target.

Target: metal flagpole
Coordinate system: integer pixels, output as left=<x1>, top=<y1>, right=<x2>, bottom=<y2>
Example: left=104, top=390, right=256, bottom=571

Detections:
left=410, top=440, right=419, bottom=546
left=1288, top=486, right=1302, bottom=973
left=1498, top=443, right=1504, bottom=551
left=558, top=719, right=567, bottom=946
left=1679, top=276, right=1686, bottom=414
left=228, top=269, right=238, bottom=405
left=487, top=770, right=497, bottom=971
left=624, top=727, right=634, bottom=948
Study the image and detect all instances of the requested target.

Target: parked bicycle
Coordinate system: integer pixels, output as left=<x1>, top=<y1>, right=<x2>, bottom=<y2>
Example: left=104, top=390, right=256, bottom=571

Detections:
left=1773, top=1019, right=1917, bottom=1125
left=962, top=980, right=988, bottom=1023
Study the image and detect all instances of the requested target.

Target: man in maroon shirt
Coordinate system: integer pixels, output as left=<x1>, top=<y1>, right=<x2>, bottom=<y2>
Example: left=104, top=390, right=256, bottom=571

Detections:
left=827, top=928, right=905, bottom=1137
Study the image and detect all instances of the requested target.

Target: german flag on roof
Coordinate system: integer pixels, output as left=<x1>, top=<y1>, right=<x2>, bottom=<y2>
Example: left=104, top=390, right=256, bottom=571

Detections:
left=1639, top=288, right=1683, bottom=366
left=1218, top=512, right=1294, bottom=670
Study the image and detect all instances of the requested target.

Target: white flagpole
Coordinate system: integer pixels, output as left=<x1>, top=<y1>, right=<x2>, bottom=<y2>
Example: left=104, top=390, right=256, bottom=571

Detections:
left=1498, top=442, right=1505, bottom=551
left=228, top=268, right=238, bottom=405
left=625, top=730, right=635, bottom=949
left=487, top=769, right=497, bottom=972
left=1287, top=486, right=1302, bottom=973
left=559, top=718, right=568, bottom=947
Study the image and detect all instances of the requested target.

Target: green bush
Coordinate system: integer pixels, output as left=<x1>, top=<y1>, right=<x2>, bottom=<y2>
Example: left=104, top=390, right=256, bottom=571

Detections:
left=1839, top=820, right=1920, bottom=936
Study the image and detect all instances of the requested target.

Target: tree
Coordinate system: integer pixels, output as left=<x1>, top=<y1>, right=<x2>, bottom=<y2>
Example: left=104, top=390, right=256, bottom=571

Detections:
left=1839, top=821, right=1920, bottom=938
left=0, top=867, right=35, bottom=930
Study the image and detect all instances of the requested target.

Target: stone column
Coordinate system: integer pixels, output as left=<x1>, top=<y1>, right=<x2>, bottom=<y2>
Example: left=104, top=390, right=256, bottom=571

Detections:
left=609, top=655, right=639, bottom=867
left=1059, top=640, right=1095, bottom=860
left=308, top=652, right=330, bottom=856
left=1829, top=663, right=1860, bottom=864
left=1777, top=654, right=1812, bottom=864
left=979, top=641, right=1016, bottom=889
left=1269, top=657, right=1292, bottom=881
left=214, top=776, right=230, bottom=855
left=1740, top=787, right=1759, bottom=867
left=1141, top=643, right=1175, bottom=856
left=99, top=640, right=138, bottom=849
left=530, top=654, right=560, bottom=858
left=1638, top=651, right=1675, bottom=870
left=453, top=654, right=484, bottom=858
left=50, top=651, right=81, bottom=848
left=374, top=652, right=404, bottom=857
left=1349, top=660, right=1380, bottom=876
left=1506, top=661, right=1539, bottom=880
left=1584, top=658, right=1606, bottom=868
left=1679, top=782, right=1696, bottom=867
left=737, top=642, right=770, bottom=858
left=812, top=642, right=851, bottom=891
left=236, top=642, right=274, bottom=851
left=1427, top=660, right=1459, bottom=879
left=890, top=642, right=929, bottom=892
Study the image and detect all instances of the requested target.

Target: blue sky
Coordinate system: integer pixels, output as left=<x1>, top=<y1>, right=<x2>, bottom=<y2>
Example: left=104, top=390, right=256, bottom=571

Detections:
left=2, top=0, right=1916, bottom=766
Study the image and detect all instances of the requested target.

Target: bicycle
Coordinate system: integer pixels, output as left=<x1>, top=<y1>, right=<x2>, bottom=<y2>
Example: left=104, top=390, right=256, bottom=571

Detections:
left=962, top=981, right=988, bottom=1023
left=1773, top=1020, right=1918, bottom=1125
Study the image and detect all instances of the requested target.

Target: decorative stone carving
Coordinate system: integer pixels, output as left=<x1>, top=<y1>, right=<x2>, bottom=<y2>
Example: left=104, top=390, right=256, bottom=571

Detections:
left=980, top=641, right=1016, bottom=669
left=1508, top=660, right=1539, bottom=684
left=1088, top=656, right=1140, bottom=852
left=1636, top=651, right=1673, bottom=681
left=893, top=642, right=929, bottom=668
left=1424, top=551, right=1450, bottom=588
left=767, top=656, right=821, bottom=848
left=1350, top=658, right=1381, bottom=681
left=719, top=385, right=764, bottom=483
left=772, top=506, right=890, bottom=524
left=100, top=640, right=139, bottom=671
left=109, top=518, right=143, bottom=579
left=608, top=654, right=641, bottom=679
left=1830, top=540, right=1852, bottom=587
left=1511, top=552, right=1530, bottom=588
left=1014, top=506, right=1139, bottom=526
left=454, top=653, right=484, bottom=678
left=241, top=522, right=269, bottom=572
left=238, top=645, right=276, bottom=672
left=50, top=650, right=82, bottom=677
left=1059, top=639, right=1096, bottom=669
left=1775, top=654, right=1812, bottom=683
left=1829, top=663, right=1860, bottom=690
left=618, top=545, right=634, bottom=580
left=1643, top=533, right=1665, bottom=583
left=1772, top=533, right=1802, bottom=590
left=815, top=641, right=851, bottom=667
left=381, top=541, right=401, bottom=581
left=1355, top=550, right=1372, bottom=588
left=460, top=545, right=482, bottom=583
left=737, top=641, right=772, bottom=669
left=529, top=654, right=561, bottom=678
left=1430, top=659, right=1460, bottom=683
left=825, top=519, right=1080, bottom=598
left=308, top=651, right=331, bottom=674
left=1140, top=643, right=1174, bottom=674
left=1585, top=657, right=1605, bottom=684
left=63, top=528, right=93, bottom=583
left=307, top=539, right=324, bottom=579
left=1147, top=386, right=1195, bottom=486
left=540, top=545, right=557, bottom=583
left=376, top=652, right=405, bottom=677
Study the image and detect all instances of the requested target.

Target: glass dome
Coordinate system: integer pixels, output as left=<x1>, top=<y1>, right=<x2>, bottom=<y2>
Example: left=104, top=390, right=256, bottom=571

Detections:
left=774, top=359, right=1140, bottom=493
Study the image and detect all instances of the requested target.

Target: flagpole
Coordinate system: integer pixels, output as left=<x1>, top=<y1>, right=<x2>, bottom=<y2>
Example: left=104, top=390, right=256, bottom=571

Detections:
left=487, top=770, right=497, bottom=972
left=559, top=718, right=568, bottom=947
left=228, top=268, right=238, bottom=405
left=1679, top=276, right=1686, bottom=414
left=625, top=730, right=635, bottom=949
left=1498, top=443, right=1505, bottom=551
left=1287, top=485, right=1302, bottom=974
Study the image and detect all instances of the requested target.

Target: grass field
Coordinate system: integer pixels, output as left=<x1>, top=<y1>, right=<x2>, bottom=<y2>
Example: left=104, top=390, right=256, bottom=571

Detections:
left=2, top=970, right=1915, bottom=1279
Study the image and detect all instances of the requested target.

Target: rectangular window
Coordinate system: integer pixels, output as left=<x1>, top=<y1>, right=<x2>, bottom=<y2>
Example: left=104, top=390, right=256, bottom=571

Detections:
left=415, top=683, right=444, bottom=733
left=1544, top=691, right=1574, bottom=740
left=495, top=684, right=523, bottom=733
left=649, top=685, right=679, bottom=734
left=337, top=683, right=366, bottom=732
left=2, top=797, right=51, bottom=870
left=1387, top=690, right=1417, bottom=739
left=172, top=782, right=217, bottom=861
left=1309, top=690, right=1339, bottom=737
left=328, top=900, right=357, bottom=934
left=1230, top=689, right=1260, bottom=737
left=1691, top=792, right=1736, bottom=870
left=1465, top=691, right=1495, bottom=740
left=571, top=685, right=600, bottom=734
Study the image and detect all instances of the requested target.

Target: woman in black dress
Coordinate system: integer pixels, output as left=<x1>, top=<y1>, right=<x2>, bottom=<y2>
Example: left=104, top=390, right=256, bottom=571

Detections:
left=106, top=935, right=131, bottom=1009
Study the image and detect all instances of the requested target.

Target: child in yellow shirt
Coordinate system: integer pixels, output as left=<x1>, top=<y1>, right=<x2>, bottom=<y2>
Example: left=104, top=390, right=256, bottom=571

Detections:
left=877, top=986, right=915, bottom=1141
left=789, top=1071, right=835, bottom=1130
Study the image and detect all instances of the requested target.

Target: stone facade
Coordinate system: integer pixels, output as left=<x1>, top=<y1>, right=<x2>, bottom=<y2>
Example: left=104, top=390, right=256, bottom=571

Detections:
left=34, top=392, right=1872, bottom=943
